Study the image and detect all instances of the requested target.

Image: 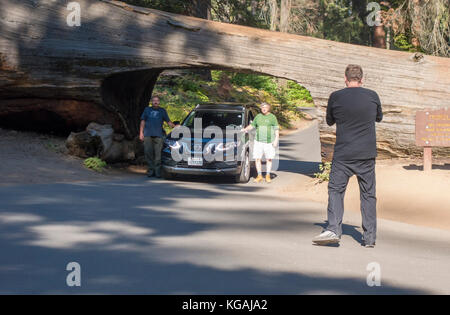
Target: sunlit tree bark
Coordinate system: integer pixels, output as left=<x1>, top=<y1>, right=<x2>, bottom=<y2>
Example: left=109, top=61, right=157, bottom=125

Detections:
left=280, top=0, right=292, bottom=33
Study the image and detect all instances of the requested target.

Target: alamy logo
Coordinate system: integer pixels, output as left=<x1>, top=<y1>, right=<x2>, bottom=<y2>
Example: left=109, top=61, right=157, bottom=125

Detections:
left=67, top=2, right=81, bottom=27
left=167, top=118, right=279, bottom=171
left=66, top=262, right=81, bottom=287
left=366, top=2, right=382, bottom=27
left=366, top=262, right=381, bottom=287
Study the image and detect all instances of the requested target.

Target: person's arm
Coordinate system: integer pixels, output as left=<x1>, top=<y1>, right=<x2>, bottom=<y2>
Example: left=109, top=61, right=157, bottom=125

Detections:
left=273, top=129, right=280, bottom=147
left=272, top=116, right=280, bottom=147
left=139, top=120, right=145, bottom=141
left=242, top=115, right=257, bottom=133
left=163, top=108, right=176, bottom=128
left=241, top=124, right=254, bottom=133
left=139, top=109, right=147, bottom=141
left=374, top=92, right=383, bottom=122
left=326, top=92, right=336, bottom=126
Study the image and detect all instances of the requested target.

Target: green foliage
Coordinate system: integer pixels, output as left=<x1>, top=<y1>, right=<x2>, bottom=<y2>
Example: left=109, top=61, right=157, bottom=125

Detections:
left=318, top=0, right=371, bottom=45
left=176, top=76, right=201, bottom=92
left=122, top=0, right=268, bottom=28
left=225, top=72, right=313, bottom=105
left=153, top=70, right=314, bottom=132
left=314, top=162, right=332, bottom=183
left=84, top=157, right=107, bottom=172
left=393, top=33, right=415, bottom=52
left=286, top=81, right=313, bottom=103
left=229, top=73, right=278, bottom=95
left=153, top=75, right=207, bottom=132
left=210, top=70, right=222, bottom=82
left=210, top=0, right=269, bottom=29
left=123, top=0, right=449, bottom=57
left=387, top=0, right=449, bottom=57
left=216, top=71, right=313, bottom=128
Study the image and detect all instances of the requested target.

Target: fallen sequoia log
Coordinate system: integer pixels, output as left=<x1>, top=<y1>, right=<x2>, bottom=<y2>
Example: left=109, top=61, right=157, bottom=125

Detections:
left=1, top=0, right=449, bottom=159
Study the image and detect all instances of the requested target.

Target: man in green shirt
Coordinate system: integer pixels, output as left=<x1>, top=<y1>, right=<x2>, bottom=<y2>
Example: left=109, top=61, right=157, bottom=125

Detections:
left=241, top=103, right=279, bottom=183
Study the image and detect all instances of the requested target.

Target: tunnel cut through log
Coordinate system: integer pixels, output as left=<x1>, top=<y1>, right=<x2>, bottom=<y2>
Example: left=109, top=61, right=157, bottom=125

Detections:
left=101, top=69, right=163, bottom=139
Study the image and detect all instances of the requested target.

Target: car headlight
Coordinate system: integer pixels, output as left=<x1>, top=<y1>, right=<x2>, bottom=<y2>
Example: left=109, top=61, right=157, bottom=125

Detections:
left=164, top=139, right=181, bottom=149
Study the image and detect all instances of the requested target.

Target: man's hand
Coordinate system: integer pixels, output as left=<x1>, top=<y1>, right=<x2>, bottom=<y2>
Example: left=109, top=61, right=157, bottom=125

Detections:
left=139, top=120, right=145, bottom=141
left=168, top=121, right=176, bottom=128
left=241, top=125, right=253, bottom=133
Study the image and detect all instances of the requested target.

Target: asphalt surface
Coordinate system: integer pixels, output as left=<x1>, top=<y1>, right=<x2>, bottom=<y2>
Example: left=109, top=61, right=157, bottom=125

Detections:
left=1, top=122, right=450, bottom=294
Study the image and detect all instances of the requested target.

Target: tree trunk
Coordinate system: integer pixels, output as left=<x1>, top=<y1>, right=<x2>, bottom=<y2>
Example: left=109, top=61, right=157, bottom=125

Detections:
left=373, top=6, right=386, bottom=49
left=250, top=0, right=258, bottom=15
left=190, top=0, right=212, bottom=81
left=278, top=0, right=292, bottom=87
left=269, top=0, right=279, bottom=31
left=280, top=0, right=292, bottom=33
left=1, top=0, right=450, bottom=158
left=191, top=0, right=211, bottom=20
left=373, top=25, right=387, bottom=48
left=352, top=0, right=368, bottom=21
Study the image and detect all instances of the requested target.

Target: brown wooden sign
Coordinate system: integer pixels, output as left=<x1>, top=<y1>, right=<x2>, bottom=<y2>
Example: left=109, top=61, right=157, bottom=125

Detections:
left=416, top=108, right=450, bottom=147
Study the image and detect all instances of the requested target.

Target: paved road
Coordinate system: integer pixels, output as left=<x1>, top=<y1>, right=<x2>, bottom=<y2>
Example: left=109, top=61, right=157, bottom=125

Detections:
left=1, top=122, right=450, bottom=294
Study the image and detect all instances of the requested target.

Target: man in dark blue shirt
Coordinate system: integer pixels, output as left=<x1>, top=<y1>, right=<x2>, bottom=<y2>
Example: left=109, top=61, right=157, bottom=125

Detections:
left=313, top=64, right=383, bottom=248
left=139, top=96, right=175, bottom=177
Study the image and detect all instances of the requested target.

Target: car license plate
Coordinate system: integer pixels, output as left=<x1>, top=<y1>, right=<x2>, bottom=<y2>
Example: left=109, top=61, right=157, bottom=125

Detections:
left=188, top=157, right=203, bottom=166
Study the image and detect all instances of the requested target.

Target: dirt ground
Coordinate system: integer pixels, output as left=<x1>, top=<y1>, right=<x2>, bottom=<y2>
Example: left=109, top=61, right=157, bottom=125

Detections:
left=278, top=158, right=450, bottom=231
left=0, top=128, right=135, bottom=186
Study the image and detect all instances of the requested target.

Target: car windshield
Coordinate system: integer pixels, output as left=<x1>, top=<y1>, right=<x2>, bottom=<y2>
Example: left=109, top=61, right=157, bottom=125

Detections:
left=183, top=110, right=243, bottom=129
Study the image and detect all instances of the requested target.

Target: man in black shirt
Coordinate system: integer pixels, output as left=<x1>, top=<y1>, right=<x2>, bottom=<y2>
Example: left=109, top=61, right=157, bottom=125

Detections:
left=313, top=64, right=383, bottom=248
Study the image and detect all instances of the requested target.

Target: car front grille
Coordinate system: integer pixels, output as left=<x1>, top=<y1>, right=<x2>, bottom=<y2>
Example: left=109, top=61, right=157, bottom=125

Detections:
left=176, top=160, right=237, bottom=169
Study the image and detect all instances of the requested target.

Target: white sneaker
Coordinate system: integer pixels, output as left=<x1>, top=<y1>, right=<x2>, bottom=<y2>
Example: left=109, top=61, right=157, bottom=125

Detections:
left=312, top=230, right=340, bottom=245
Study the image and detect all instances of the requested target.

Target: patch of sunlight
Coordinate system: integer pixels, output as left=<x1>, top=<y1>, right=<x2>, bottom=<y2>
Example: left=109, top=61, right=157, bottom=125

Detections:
left=26, top=221, right=155, bottom=249
left=0, top=213, right=43, bottom=224
left=16, top=196, right=69, bottom=205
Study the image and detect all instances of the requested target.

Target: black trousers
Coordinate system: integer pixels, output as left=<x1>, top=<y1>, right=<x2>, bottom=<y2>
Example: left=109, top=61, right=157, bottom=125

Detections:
left=326, top=159, right=377, bottom=244
left=144, top=136, right=164, bottom=176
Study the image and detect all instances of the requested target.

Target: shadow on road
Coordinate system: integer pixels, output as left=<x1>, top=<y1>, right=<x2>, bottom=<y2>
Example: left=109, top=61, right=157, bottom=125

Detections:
left=403, top=163, right=450, bottom=171
left=277, top=160, right=320, bottom=176
left=0, top=178, right=428, bottom=294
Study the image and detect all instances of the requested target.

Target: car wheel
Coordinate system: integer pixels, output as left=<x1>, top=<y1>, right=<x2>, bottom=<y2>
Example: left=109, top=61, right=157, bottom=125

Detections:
left=162, top=167, right=175, bottom=180
left=234, top=151, right=250, bottom=183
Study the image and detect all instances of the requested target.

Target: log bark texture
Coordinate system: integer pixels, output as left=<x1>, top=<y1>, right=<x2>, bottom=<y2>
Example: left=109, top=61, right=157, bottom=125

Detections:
left=1, top=0, right=449, bottom=158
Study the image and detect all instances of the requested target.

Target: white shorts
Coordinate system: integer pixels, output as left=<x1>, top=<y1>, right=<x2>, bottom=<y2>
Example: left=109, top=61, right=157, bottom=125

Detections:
left=253, top=140, right=276, bottom=159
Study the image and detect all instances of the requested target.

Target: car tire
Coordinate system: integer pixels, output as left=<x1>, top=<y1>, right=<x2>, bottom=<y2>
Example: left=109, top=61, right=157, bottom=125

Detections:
left=162, top=167, right=175, bottom=180
left=234, top=150, right=250, bottom=183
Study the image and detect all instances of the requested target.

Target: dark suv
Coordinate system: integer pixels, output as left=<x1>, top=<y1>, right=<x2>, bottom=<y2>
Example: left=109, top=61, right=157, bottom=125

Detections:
left=161, top=103, right=259, bottom=183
